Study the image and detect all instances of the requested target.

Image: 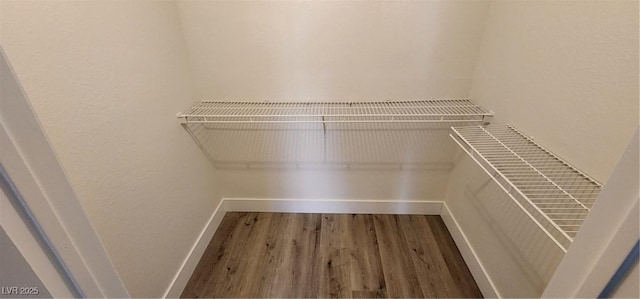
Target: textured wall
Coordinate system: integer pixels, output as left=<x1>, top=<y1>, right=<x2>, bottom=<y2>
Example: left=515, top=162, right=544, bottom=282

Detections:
left=0, top=1, right=219, bottom=297
left=213, top=167, right=451, bottom=201
left=446, top=0, right=639, bottom=297
left=177, top=0, right=490, bottom=100
left=543, top=129, right=638, bottom=298
left=470, top=0, right=639, bottom=183
left=3, top=1, right=637, bottom=297
left=446, top=154, right=565, bottom=297
left=176, top=0, right=491, bottom=202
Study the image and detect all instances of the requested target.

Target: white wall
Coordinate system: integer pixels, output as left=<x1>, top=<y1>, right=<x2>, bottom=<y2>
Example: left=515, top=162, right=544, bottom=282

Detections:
left=543, top=129, right=638, bottom=298
left=445, top=153, right=566, bottom=297
left=177, top=0, right=490, bottom=202
left=177, top=0, right=490, bottom=100
left=470, top=0, right=639, bottom=183
left=1, top=1, right=219, bottom=297
left=3, top=1, right=637, bottom=297
left=1, top=48, right=129, bottom=297
left=214, top=167, right=450, bottom=201
left=446, top=0, right=639, bottom=297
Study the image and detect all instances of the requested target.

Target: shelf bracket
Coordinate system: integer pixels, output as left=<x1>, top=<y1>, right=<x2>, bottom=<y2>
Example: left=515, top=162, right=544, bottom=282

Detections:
left=482, top=112, right=495, bottom=125
left=321, top=116, right=326, bottom=135
left=177, top=112, right=187, bottom=125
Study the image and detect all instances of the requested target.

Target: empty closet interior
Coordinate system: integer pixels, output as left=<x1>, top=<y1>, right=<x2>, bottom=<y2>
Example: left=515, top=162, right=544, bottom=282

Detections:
left=1, top=1, right=638, bottom=298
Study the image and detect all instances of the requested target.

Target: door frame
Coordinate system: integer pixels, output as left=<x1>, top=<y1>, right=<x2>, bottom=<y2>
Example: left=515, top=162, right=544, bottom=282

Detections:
left=0, top=48, right=129, bottom=298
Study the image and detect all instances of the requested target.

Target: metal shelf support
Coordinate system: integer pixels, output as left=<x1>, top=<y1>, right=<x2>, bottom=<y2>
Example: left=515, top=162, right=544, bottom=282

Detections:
left=451, top=124, right=602, bottom=251
left=178, top=99, right=493, bottom=124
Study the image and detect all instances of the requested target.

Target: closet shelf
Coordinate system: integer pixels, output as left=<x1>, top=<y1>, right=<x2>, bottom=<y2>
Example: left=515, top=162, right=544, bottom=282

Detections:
left=450, top=125, right=602, bottom=252
left=178, top=99, right=493, bottom=124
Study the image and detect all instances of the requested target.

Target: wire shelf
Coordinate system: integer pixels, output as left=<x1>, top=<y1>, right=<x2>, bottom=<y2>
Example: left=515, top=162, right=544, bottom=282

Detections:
left=178, top=99, right=493, bottom=124
left=450, top=125, right=602, bottom=251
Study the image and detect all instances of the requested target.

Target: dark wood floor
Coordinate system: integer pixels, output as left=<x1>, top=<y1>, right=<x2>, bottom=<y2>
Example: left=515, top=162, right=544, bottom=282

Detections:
left=181, top=213, right=482, bottom=298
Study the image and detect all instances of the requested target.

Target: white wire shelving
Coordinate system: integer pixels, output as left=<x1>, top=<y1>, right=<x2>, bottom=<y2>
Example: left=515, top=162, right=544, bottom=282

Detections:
left=177, top=99, right=493, bottom=124
left=178, top=99, right=492, bottom=167
left=450, top=125, right=602, bottom=252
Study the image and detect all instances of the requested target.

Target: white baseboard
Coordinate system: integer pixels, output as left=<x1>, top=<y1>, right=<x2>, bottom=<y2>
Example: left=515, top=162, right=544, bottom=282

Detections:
left=163, top=199, right=228, bottom=298
left=163, top=198, right=497, bottom=298
left=224, top=198, right=444, bottom=215
left=440, top=203, right=500, bottom=298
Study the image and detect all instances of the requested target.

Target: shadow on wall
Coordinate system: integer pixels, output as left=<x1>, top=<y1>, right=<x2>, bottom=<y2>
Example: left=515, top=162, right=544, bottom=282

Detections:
left=184, top=122, right=460, bottom=170
left=465, top=179, right=564, bottom=292
left=447, top=153, right=566, bottom=297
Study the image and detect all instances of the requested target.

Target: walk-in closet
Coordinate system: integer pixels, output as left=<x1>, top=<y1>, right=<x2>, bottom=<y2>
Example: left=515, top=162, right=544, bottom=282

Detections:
left=1, top=1, right=638, bottom=298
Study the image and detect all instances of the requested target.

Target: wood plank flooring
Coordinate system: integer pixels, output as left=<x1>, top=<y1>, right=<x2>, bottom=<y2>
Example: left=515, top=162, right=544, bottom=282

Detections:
left=181, top=213, right=482, bottom=298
